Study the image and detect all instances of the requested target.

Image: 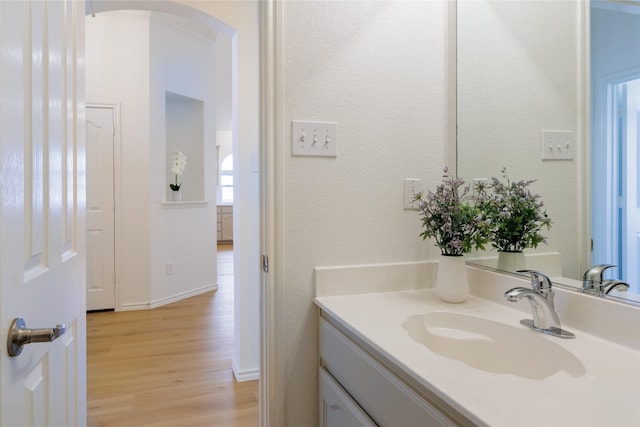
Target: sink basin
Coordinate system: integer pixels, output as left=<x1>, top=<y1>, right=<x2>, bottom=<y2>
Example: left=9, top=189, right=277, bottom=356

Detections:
left=402, top=312, right=585, bottom=380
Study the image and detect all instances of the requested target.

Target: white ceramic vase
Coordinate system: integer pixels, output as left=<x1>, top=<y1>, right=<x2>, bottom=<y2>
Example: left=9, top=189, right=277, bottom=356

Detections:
left=172, top=190, right=182, bottom=202
left=435, top=254, right=469, bottom=303
left=497, top=250, right=525, bottom=273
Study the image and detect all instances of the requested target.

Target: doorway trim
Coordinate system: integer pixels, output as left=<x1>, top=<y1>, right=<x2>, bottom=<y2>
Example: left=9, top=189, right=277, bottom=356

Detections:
left=259, top=2, right=285, bottom=425
left=591, top=67, right=640, bottom=271
left=87, top=0, right=266, bottom=417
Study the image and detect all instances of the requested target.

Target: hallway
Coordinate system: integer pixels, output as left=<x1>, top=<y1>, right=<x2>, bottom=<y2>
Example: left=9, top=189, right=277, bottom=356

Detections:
left=87, top=244, right=258, bottom=426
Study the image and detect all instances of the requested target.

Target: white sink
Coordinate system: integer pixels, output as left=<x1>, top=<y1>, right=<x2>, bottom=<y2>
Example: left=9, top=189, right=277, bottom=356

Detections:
left=402, top=311, right=586, bottom=380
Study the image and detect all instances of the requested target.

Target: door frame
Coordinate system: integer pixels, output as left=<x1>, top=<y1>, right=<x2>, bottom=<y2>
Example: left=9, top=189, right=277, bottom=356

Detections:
left=86, top=103, right=121, bottom=310
left=591, top=68, right=640, bottom=275
left=259, top=2, right=285, bottom=425
left=86, top=0, right=271, bottom=422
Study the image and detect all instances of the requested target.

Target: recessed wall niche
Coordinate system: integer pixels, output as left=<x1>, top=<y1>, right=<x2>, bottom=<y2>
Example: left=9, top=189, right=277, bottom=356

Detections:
left=165, top=91, right=205, bottom=201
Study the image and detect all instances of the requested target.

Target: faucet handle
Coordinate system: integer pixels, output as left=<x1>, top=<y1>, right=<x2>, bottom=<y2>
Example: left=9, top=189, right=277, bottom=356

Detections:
left=517, top=270, right=553, bottom=294
left=583, top=264, right=615, bottom=286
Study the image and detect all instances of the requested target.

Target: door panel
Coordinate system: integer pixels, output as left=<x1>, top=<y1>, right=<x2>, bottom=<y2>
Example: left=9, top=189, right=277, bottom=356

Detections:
left=0, top=1, right=86, bottom=425
left=86, top=106, right=116, bottom=310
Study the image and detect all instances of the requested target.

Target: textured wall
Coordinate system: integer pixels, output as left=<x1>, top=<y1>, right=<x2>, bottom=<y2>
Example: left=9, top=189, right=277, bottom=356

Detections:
left=283, top=1, right=448, bottom=424
left=86, top=11, right=152, bottom=306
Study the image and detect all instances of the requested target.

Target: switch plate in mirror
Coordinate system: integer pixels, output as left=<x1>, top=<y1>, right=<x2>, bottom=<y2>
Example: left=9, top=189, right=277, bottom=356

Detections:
left=541, top=130, right=574, bottom=160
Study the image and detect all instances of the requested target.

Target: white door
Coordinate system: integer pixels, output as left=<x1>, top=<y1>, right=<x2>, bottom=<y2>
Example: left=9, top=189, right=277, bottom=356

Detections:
left=0, top=1, right=86, bottom=425
left=86, top=106, right=116, bottom=310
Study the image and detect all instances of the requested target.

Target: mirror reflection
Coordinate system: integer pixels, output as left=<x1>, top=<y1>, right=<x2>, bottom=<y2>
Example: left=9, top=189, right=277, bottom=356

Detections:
left=457, top=0, right=640, bottom=303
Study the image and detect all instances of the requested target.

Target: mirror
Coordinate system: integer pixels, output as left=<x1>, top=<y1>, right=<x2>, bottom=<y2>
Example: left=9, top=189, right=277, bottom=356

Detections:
left=456, top=0, right=640, bottom=304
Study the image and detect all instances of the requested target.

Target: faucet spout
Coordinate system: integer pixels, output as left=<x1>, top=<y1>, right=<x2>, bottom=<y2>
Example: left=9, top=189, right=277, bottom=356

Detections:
left=603, top=280, right=630, bottom=295
left=505, top=270, right=575, bottom=339
left=505, top=287, right=561, bottom=331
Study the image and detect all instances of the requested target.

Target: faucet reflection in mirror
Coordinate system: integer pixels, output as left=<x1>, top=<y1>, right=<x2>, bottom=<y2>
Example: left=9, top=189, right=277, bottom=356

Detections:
left=582, top=264, right=630, bottom=296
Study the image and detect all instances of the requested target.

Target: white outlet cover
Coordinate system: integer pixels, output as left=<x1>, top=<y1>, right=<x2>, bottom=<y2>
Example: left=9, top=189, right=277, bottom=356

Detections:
left=404, top=178, right=422, bottom=210
left=291, top=121, right=338, bottom=157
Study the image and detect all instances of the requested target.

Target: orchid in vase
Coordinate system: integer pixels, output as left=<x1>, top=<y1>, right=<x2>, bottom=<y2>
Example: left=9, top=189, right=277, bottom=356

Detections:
left=170, top=151, right=187, bottom=192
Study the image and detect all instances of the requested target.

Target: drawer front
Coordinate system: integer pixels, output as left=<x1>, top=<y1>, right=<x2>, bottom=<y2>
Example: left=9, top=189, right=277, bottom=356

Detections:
left=319, top=317, right=456, bottom=427
left=319, top=368, right=377, bottom=427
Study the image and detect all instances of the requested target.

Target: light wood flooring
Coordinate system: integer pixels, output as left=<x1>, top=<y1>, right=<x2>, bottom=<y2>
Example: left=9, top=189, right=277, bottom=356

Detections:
left=87, top=244, right=258, bottom=427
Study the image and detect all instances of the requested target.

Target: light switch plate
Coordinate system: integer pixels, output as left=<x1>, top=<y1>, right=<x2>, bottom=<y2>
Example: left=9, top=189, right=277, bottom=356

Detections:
left=291, top=121, right=338, bottom=157
left=541, top=130, right=574, bottom=160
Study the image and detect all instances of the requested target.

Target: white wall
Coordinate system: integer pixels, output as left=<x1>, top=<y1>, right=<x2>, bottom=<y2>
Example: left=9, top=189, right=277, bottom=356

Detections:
left=86, top=11, right=152, bottom=306
left=176, top=0, right=261, bottom=382
left=457, top=0, right=581, bottom=278
left=149, top=13, right=218, bottom=305
left=282, top=1, right=447, bottom=424
left=86, top=11, right=218, bottom=309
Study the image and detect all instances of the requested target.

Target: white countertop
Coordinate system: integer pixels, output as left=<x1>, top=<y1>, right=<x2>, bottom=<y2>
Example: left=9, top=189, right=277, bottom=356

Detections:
left=315, top=289, right=640, bottom=426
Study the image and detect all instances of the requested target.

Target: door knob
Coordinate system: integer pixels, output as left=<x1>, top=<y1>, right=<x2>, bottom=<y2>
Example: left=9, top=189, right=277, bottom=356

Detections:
left=7, top=318, right=66, bottom=357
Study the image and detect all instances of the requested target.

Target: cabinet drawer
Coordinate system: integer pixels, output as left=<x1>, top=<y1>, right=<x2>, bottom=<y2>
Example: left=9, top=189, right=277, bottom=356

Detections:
left=319, top=317, right=456, bottom=427
left=319, top=368, right=376, bottom=427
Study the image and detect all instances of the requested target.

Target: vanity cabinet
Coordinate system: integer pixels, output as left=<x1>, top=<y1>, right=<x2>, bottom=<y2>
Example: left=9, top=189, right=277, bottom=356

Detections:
left=319, top=368, right=376, bottom=427
left=319, top=315, right=460, bottom=427
left=216, top=205, right=233, bottom=242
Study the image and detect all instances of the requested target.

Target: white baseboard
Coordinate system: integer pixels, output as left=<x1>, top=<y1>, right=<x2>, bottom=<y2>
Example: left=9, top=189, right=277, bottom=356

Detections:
left=118, top=283, right=219, bottom=311
left=232, top=361, right=260, bottom=382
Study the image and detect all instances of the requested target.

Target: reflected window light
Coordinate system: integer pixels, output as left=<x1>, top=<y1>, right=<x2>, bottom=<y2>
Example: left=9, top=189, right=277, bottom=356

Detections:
left=219, top=154, right=233, bottom=204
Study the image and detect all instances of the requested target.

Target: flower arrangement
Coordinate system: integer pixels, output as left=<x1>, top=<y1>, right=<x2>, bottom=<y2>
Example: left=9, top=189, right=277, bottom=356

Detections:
left=476, top=167, right=552, bottom=252
left=169, top=151, right=187, bottom=191
left=414, top=168, right=488, bottom=256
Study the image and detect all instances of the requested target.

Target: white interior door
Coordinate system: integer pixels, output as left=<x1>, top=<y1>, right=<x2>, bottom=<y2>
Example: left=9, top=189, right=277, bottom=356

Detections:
left=0, top=1, right=86, bottom=425
left=86, top=106, right=116, bottom=311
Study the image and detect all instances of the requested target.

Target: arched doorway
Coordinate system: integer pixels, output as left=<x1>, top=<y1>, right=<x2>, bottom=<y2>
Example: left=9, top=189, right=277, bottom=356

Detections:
left=85, top=0, right=262, bottom=422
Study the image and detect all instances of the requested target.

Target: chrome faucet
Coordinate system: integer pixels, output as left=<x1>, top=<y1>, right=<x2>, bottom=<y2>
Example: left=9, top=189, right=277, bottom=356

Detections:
left=602, top=280, right=630, bottom=295
left=582, top=264, right=629, bottom=295
left=505, top=270, right=575, bottom=339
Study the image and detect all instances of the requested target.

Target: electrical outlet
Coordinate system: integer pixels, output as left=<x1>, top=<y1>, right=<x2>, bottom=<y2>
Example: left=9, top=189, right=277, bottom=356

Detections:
left=404, top=178, right=422, bottom=210
left=167, top=263, right=174, bottom=275
left=541, top=130, right=574, bottom=160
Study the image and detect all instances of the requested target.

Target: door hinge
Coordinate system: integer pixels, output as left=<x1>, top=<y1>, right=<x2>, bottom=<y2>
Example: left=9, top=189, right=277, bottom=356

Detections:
left=112, top=273, right=116, bottom=285
left=262, top=255, right=269, bottom=273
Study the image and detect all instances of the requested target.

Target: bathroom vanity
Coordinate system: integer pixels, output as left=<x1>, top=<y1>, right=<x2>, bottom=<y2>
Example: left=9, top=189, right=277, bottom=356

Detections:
left=314, top=263, right=640, bottom=426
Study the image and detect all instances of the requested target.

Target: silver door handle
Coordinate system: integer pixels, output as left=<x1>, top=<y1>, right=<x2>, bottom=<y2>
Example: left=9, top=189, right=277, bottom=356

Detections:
left=7, top=318, right=66, bottom=357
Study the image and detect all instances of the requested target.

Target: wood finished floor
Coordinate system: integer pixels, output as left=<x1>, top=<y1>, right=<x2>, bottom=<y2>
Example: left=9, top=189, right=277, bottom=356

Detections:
left=87, top=244, right=258, bottom=427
